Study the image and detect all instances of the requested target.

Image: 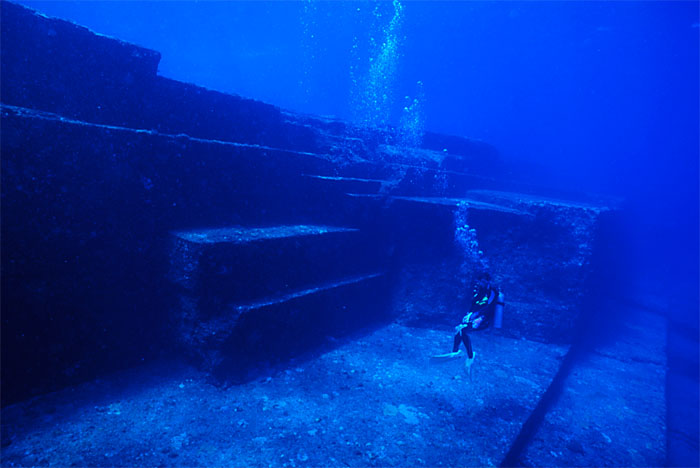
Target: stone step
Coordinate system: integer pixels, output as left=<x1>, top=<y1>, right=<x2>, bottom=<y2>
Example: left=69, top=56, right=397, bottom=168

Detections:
left=390, top=195, right=532, bottom=216
left=0, top=104, right=345, bottom=233
left=348, top=191, right=617, bottom=218
left=465, top=188, right=620, bottom=212
left=302, top=174, right=388, bottom=195
left=168, top=225, right=384, bottom=307
left=178, top=272, right=389, bottom=376
left=346, top=193, right=534, bottom=217
left=186, top=272, right=386, bottom=347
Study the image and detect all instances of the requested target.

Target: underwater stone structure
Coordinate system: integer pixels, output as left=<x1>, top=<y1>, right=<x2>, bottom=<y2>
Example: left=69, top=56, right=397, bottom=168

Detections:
left=166, top=225, right=390, bottom=380
left=1, top=1, right=617, bottom=402
left=389, top=190, right=616, bottom=344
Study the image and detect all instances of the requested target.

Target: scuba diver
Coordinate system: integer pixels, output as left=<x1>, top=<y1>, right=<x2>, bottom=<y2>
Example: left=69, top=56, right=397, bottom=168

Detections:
left=431, top=272, right=504, bottom=378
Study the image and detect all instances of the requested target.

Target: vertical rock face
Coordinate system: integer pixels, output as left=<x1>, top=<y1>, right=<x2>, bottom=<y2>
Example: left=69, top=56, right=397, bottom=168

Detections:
left=382, top=192, right=617, bottom=344
left=1, top=1, right=617, bottom=403
left=0, top=1, right=160, bottom=126
left=462, top=190, right=616, bottom=343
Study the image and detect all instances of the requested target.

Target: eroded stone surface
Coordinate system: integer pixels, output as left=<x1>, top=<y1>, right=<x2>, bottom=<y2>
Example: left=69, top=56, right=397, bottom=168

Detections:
left=172, top=225, right=357, bottom=245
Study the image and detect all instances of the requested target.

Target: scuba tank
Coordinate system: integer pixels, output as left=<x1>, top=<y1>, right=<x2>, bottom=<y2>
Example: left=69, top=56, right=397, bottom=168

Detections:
left=494, top=291, right=505, bottom=328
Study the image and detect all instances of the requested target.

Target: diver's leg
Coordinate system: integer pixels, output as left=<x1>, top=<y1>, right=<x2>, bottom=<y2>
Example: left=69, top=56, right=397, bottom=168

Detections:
left=460, top=329, right=473, bottom=359
left=452, top=333, right=462, bottom=353
left=429, top=332, right=464, bottom=361
left=461, top=329, right=476, bottom=378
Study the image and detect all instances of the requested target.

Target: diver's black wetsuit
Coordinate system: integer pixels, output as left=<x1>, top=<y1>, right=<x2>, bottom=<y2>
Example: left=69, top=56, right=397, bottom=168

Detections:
left=453, top=283, right=498, bottom=358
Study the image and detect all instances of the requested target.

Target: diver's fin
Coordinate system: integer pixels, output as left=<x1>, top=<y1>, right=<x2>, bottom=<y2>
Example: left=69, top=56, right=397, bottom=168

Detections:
left=465, top=352, right=476, bottom=380
left=430, top=349, right=464, bottom=363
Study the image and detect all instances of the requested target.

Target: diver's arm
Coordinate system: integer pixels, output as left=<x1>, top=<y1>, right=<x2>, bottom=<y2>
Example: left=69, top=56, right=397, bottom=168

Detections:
left=486, top=288, right=497, bottom=305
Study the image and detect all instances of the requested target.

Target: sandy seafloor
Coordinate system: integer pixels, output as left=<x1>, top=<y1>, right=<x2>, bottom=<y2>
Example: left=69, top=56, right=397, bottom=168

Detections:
left=0, top=301, right=666, bottom=467
left=2, top=323, right=565, bottom=467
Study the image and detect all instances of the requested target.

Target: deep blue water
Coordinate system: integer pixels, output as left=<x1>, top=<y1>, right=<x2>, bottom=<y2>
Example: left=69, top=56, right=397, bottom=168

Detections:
left=5, top=1, right=700, bottom=465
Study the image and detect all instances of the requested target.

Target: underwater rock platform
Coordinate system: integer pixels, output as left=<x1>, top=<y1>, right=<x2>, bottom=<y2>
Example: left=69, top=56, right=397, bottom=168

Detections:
left=0, top=2, right=667, bottom=466
left=0, top=311, right=665, bottom=467
left=523, top=305, right=667, bottom=466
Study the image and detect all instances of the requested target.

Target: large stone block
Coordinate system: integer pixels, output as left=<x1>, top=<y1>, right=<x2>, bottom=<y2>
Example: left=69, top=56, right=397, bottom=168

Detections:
left=165, top=225, right=391, bottom=377
left=167, top=225, right=377, bottom=305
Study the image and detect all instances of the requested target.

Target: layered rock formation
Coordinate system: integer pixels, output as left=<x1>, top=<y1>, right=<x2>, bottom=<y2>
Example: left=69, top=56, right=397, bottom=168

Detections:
left=2, top=1, right=615, bottom=402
